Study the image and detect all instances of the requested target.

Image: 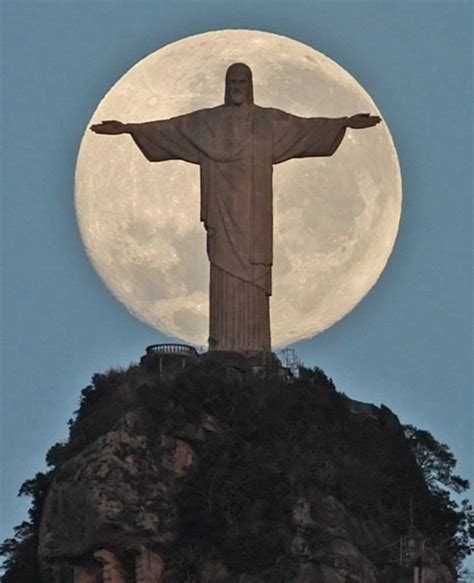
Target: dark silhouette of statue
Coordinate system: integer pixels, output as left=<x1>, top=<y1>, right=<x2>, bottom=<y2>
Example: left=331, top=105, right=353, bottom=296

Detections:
left=91, top=63, right=380, bottom=353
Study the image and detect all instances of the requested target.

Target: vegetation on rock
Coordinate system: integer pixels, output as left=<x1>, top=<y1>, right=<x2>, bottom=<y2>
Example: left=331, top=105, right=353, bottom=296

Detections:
left=1, top=359, right=472, bottom=581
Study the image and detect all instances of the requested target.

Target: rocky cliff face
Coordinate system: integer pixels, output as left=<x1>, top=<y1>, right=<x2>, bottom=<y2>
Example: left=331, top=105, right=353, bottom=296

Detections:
left=27, top=356, right=458, bottom=581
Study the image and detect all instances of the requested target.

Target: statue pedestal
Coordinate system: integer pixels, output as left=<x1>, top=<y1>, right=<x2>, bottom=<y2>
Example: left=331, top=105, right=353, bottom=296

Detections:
left=204, top=349, right=278, bottom=368
left=203, top=349, right=289, bottom=381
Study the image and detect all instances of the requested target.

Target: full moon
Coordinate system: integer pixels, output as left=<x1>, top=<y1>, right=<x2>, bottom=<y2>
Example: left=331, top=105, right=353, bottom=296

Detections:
left=75, top=30, right=401, bottom=347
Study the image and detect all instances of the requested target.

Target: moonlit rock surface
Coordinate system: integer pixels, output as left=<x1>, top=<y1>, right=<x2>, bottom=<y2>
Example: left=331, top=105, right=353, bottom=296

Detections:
left=75, top=30, right=402, bottom=347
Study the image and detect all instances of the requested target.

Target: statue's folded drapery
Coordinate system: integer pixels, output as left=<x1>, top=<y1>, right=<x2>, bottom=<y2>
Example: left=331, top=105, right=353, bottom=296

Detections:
left=128, top=106, right=347, bottom=351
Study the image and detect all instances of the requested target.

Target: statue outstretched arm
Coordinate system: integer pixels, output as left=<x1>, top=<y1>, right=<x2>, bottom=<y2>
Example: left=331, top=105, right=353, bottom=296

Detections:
left=90, top=115, right=202, bottom=164
left=346, top=113, right=381, bottom=129
left=90, top=120, right=130, bottom=134
left=271, top=109, right=382, bottom=164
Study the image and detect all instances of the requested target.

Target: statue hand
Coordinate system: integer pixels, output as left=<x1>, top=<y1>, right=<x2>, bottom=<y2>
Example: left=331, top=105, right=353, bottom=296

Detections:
left=90, top=120, right=129, bottom=135
left=347, top=113, right=382, bottom=129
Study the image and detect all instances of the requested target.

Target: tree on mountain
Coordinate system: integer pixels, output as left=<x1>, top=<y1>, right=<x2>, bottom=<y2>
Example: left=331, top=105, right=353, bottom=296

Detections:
left=404, top=424, right=470, bottom=496
left=404, top=424, right=473, bottom=567
left=0, top=472, right=51, bottom=583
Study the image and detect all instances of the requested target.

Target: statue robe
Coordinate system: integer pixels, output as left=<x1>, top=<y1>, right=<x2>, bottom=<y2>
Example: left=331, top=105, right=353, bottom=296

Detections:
left=128, top=105, right=347, bottom=351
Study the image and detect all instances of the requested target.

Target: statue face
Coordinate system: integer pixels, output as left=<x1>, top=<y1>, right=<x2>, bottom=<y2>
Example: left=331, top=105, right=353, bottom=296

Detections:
left=226, top=67, right=251, bottom=105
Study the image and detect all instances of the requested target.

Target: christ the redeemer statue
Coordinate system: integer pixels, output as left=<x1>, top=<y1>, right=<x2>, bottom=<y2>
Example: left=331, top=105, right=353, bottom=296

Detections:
left=91, top=63, right=380, bottom=353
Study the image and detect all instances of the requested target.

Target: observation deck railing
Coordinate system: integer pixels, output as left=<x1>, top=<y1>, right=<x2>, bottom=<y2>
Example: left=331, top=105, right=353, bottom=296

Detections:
left=145, top=344, right=199, bottom=358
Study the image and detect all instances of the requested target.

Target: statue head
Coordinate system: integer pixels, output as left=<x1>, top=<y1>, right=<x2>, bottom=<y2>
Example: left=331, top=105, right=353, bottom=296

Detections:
left=224, top=63, right=254, bottom=106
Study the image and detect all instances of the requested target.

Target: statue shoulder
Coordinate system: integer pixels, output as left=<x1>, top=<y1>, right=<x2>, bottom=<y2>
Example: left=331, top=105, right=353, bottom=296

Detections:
left=266, top=106, right=293, bottom=118
left=252, top=105, right=276, bottom=115
left=253, top=106, right=294, bottom=122
left=198, top=105, right=226, bottom=118
left=172, top=106, right=224, bottom=133
left=173, top=105, right=221, bottom=121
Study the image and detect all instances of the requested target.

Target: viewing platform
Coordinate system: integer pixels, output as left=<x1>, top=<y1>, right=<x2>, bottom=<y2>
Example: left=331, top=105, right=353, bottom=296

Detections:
left=144, top=343, right=200, bottom=357
left=140, top=343, right=295, bottom=381
left=140, top=343, right=200, bottom=376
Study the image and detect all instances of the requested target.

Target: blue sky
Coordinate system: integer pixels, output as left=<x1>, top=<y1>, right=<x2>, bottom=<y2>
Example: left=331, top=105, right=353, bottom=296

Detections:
left=1, top=0, right=472, bottom=556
